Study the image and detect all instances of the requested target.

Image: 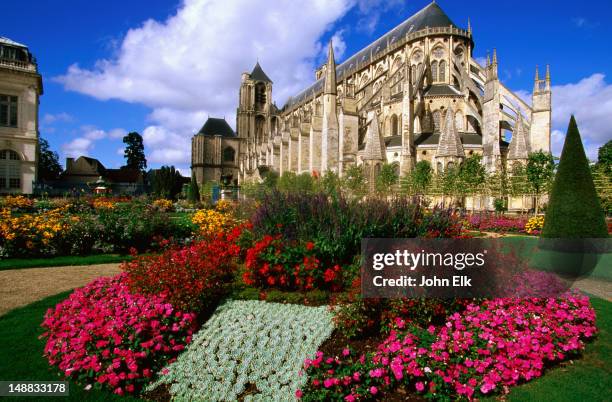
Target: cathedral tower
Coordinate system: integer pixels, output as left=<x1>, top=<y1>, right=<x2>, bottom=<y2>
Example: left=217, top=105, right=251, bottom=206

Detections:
left=236, top=62, right=273, bottom=181
left=321, top=41, right=339, bottom=173
left=530, top=65, right=551, bottom=152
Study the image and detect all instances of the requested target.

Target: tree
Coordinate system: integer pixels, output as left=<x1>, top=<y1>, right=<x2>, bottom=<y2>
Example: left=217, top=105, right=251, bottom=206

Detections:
left=401, top=160, right=432, bottom=200
left=458, top=155, right=486, bottom=211
left=542, top=116, right=607, bottom=238
left=342, top=165, right=366, bottom=198
left=151, top=166, right=183, bottom=200
left=37, top=137, right=62, bottom=181
left=122, top=132, right=147, bottom=171
left=526, top=150, right=555, bottom=214
left=597, top=140, right=612, bottom=167
left=376, top=163, right=399, bottom=195
left=187, top=172, right=200, bottom=203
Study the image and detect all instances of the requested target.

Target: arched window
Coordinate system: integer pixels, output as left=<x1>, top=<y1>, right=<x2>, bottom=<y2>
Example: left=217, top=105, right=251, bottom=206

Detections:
left=255, top=82, right=266, bottom=110
left=432, top=110, right=441, bottom=132
left=223, top=146, right=236, bottom=163
left=431, top=61, right=438, bottom=83
left=411, top=65, right=416, bottom=83
left=391, top=114, right=399, bottom=136
left=439, top=60, right=446, bottom=82
left=447, top=161, right=455, bottom=170
left=0, top=149, right=21, bottom=190
left=455, top=111, right=464, bottom=131
left=437, top=161, right=443, bottom=173
left=315, top=101, right=322, bottom=116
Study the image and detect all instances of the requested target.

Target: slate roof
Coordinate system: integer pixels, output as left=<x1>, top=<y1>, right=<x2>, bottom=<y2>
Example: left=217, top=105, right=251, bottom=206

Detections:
left=424, top=84, right=463, bottom=97
left=283, top=1, right=460, bottom=109
left=197, top=117, right=236, bottom=137
left=0, top=36, right=27, bottom=48
left=250, top=62, right=272, bottom=83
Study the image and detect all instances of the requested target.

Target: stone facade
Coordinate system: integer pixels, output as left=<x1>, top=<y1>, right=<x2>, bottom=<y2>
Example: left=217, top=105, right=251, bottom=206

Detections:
left=194, top=2, right=552, bottom=199
left=0, top=37, right=42, bottom=194
left=191, top=117, right=240, bottom=185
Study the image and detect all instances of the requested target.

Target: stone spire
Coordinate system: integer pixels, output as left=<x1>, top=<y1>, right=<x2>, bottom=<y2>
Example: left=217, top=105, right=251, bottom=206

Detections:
left=324, top=40, right=337, bottom=95
left=545, top=64, right=551, bottom=90
left=436, top=108, right=464, bottom=157
left=508, top=110, right=529, bottom=160
left=467, top=17, right=472, bottom=34
left=363, top=113, right=385, bottom=161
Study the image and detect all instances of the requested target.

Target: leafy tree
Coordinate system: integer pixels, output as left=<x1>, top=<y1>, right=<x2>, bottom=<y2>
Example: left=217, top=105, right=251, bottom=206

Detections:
left=151, top=166, right=183, bottom=200
left=440, top=165, right=460, bottom=208
left=401, top=160, right=432, bottom=200
left=187, top=172, right=200, bottom=203
left=342, top=165, right=366, bottom=198
left=37, top=137, right=62, bottom=181
left=597, top=139, right=612, bottom=167
left=508, top=162, right=530, bottom=214
left=458, top=155, right=486, bottom=211
left=542, top=116, right=607, bottom=238
left=122, top=132, right=147, bottom=171
left=317, top=171, right=341, bottom=197
left=526, top=150, right=555, bottom=214
left=375, top=163, right=399, bottom=195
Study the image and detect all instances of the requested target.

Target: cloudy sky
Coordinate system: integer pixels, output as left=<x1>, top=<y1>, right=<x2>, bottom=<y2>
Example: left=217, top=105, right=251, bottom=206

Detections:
left=4, top=0, right=612, bottom=174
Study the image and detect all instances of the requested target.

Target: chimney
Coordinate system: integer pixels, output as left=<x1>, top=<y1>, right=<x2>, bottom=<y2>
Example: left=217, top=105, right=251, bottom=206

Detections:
left=66, top=157, right=74, bottom=171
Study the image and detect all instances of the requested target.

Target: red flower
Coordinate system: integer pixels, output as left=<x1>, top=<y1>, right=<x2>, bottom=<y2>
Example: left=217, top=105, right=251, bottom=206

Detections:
left=306, top=242, right=315, bottom=251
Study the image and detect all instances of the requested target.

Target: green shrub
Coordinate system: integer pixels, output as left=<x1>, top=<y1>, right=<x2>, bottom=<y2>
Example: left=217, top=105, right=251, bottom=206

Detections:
left=542, top=116, right=608, bottom=238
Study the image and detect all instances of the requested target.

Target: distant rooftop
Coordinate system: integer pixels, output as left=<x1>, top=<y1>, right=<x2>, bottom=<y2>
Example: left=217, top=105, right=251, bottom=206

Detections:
left=0, top=36, right=28, bottom=48
left=197, top=117, right=236, bottom=137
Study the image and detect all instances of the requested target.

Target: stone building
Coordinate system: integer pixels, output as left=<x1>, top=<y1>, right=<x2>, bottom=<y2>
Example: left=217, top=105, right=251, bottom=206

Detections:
left=193, top=1, right=551, bottom=196
left=0, top=36, right=42, bottom=194
left=191, top=117, right=240, bottom=184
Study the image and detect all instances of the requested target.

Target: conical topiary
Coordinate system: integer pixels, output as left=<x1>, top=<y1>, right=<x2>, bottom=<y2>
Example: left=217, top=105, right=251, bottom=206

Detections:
left=542, top=115, right=608, bottom=238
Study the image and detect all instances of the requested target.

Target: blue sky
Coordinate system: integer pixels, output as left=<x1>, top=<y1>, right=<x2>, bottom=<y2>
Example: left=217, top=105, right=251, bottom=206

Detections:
left=3, top=0, right=611, bottom=174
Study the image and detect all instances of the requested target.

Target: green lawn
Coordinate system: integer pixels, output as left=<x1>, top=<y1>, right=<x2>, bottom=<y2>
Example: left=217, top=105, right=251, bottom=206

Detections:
left=0, top=292, right=609, bottom=401
left=0, top=292, right=141, bottom=401
left=0, top=254, right=135, bottom=271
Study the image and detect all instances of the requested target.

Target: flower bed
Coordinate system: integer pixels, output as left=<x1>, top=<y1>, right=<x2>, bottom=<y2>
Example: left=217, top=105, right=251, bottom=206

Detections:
left=122, top=230, right=241, bottom=312
left=148, top=300, right=334, bottom=401
left=40, top=273, right=197, bottom=395
left=300, top=293, right=597, bottom=401
left=464, top=213, right=528, bottom=233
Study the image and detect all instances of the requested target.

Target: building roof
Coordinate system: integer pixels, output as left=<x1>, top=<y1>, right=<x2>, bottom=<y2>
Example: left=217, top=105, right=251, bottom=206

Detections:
left=197, top=117, right=236, bottom=137
left=283, top=1, right=460, bottom=109
left=424, top=84, right=463, bottom=97
left=250, top=62, right=273, bottom=83
left=0, top=36, right=27, bottom=48
left=106, top=167, right=142, bottom=183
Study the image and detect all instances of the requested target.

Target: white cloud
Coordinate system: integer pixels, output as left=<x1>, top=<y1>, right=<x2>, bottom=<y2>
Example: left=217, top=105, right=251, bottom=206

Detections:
left=331, top=30, right=347, bottom=61
left=60, top=126, right=127, bottom=159
left=56, top=0, right=358, bottom=169
left=109, top=128, right=128, bottom=139
left=515, top=73, right=612, bottom=161
left=42, top=112, right=74, bottom=124
left=62, top=137, right=93, bottom=158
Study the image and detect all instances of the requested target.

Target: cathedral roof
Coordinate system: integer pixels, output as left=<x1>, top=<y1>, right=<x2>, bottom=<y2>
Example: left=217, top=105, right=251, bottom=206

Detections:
left=283, top=1, right=460, bottom=109
left=0, top=36, right=28, bottom=48
left=197, top=117, right=236, bottom=137
left=507, top=112, right=529, bottom=160
left=250, top=62, right=273, bottom=83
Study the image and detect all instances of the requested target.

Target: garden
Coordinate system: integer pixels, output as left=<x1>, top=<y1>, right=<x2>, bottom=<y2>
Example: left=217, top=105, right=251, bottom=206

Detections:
left=0, top=117, right=610, bottom=401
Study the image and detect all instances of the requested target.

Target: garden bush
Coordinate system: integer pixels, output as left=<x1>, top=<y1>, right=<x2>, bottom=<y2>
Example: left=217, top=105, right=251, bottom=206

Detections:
left=251, top=192, right=461, bottom=267
left=301, top=293, right=597, bottom=401
left=40, top=273, right=197, bottom=396
left=122, top=228, right=242, bottom=312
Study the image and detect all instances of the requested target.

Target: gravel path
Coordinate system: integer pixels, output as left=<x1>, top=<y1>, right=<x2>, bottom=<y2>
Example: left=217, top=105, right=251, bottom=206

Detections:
left=0, top=263, right=121, bottom=316
left=572, top=277, right=612, bottom=302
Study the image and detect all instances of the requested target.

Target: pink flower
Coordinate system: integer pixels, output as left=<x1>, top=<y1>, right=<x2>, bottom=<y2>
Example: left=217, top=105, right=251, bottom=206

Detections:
left=415, top=382, right=425, bottom=392
left=295, top=389, right=303, bottom=398
left=342, top=348, right=350, bottom=357
left=370, top=386, right=378, bottom=395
